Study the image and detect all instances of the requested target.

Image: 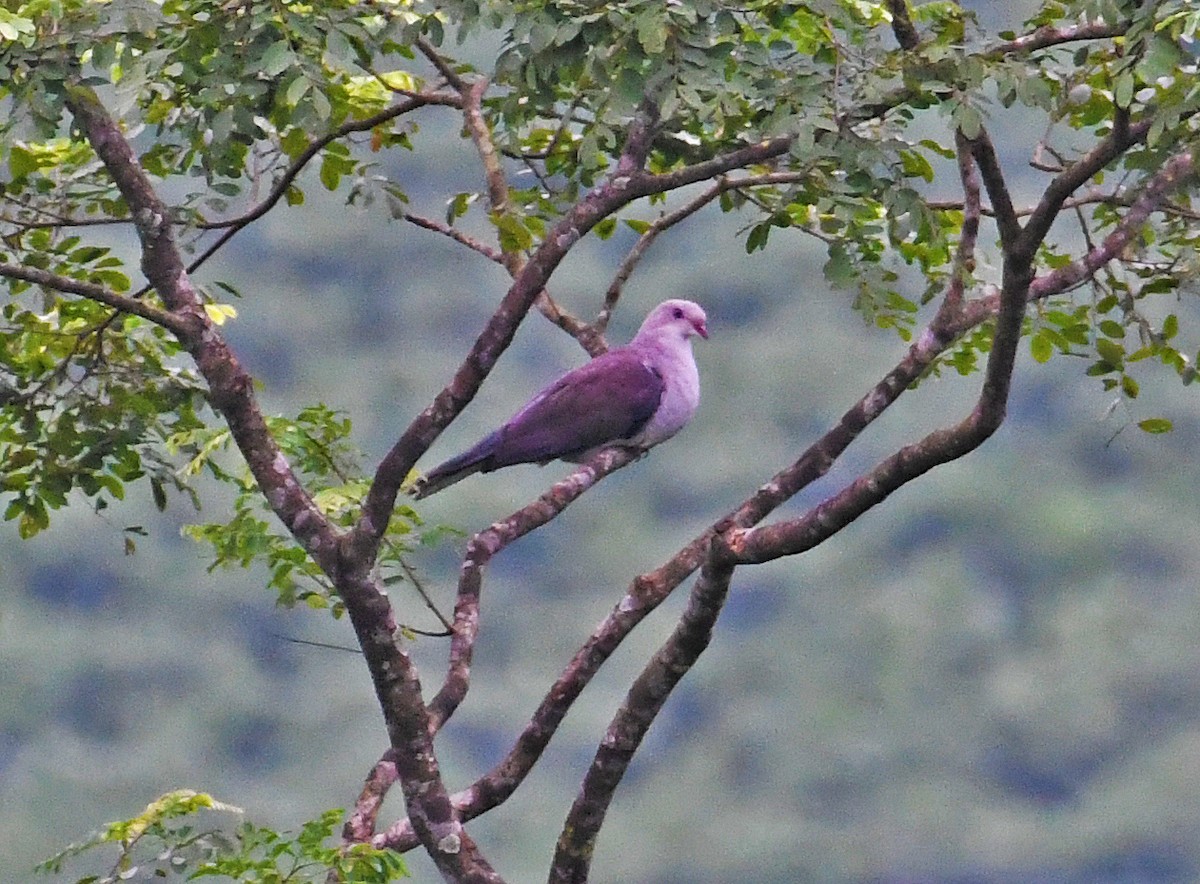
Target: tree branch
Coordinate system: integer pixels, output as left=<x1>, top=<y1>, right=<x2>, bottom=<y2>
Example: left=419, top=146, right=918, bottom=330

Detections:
left=462, top=78, right=519, bottom=273
left=63, top=82, right=339, bottom=567
left=65, top=83, right=500, bottom=882
left=946, top=130, right=983, bottom=310
left=989, top=21, right=1126, bottom=57
left=966, top=128, right=1021, bottom=251
left=1017, top=119, right=1152, bottom=262
left=1030, top=148, right=1196, bottom=299
left=602, top=172, right=803, bottom=328
left=886, top=0, right=921, bottom=50
left=343, top=749, right=399, bottom=844
left=723, top=153, right=1047, bottom=566
left=427, top=447, right=643, bottom=733
left=549, top=554, right=735, bottom=883
left=454, top=76, right=595, bottom=345
left=402, top=212, right=505, bottom=264
left=0, top=262, right=194, bottom=337
left=185, top=94, right=456, bottom=276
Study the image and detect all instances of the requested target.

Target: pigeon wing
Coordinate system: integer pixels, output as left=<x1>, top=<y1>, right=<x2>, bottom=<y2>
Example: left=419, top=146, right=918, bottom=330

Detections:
left=485, top=348, right=665, bottom=468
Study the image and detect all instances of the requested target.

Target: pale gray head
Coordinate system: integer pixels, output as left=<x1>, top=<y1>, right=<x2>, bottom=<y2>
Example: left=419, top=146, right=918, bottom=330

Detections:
left=635, top=299, right=709, bottom=343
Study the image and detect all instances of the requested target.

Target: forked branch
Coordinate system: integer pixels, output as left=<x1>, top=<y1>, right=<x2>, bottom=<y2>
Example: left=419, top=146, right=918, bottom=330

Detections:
left=427, top=446, right=643, bottom=733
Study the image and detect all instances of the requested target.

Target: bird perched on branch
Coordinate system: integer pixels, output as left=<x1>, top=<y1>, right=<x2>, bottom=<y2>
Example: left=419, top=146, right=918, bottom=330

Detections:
left=410, top=299, right=708, bottom=499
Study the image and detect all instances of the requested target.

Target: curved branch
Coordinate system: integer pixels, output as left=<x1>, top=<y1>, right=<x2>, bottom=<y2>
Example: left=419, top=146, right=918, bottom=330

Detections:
left=427, top=446, right=643, bottom=732
left=456, top=76, right=596, bottom=344
left=549, top=554, right=735, bottom=883
left=602, top=181, right=725, bottom=326
left=1017, top=118, right=1152, bottom=262
left=1031, top=148, right=1196, bottom=299
left=723, top=291, right=1030, bottom=564
left=719, top=154, right=1199, bottom=569
left=462, top=78, right=520, bottom=273
left=0, top=262, right=193, bottom=337
left=64, top=83, right=500, bottom=881
left=186, top=94, right=459, bottom=275
left=343, top=749, right=399, bottom=844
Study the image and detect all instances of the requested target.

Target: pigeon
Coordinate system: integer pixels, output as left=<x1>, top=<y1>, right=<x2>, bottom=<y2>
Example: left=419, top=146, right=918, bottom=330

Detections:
left=410, top=299, right=708, bottom=499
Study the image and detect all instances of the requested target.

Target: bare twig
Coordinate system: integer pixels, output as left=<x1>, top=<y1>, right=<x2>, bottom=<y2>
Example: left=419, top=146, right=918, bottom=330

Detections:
left=602, top=171, right=807, bottom=327
left=1018, top=119, right=1152, bottom=262
left=185, top=94, right=459, bottom=276
left=417, top=38, right=468, bottom=92
left=0, top=192, right=131, bottom=229
left=402, top=212, right=505, bottom=264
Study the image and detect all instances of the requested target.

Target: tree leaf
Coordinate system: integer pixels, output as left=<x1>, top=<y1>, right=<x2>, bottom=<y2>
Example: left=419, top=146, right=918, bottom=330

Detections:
left=1138, top=417, right=1173, bottom=434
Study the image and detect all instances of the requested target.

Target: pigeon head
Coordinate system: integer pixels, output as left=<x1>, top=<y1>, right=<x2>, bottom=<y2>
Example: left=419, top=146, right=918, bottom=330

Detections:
left=636, top=298, right=709, bottom=343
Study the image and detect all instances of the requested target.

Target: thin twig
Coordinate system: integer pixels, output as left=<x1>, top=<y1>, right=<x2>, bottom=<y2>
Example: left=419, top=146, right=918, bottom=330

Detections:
left=946, top=130, right=983, bottom=310
left=402, top=212, right=505, bottom=264
left=183, top=94, right=459, bottom=276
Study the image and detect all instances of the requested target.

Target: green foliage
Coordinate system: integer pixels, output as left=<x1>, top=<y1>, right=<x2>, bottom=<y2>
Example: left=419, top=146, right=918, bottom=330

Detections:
left=1, top=0, right=1197, bottom=599
left=37, top=791, right=408, bottom=883
left=173, top=405, right=440, bottom=614
left=1, top=0, right=429, bottom=234
left=0, top=294, right=208, bottom=538
left=5, top=0, right=1199, bottom=409
left=6, top=0, right=1200, bottom=879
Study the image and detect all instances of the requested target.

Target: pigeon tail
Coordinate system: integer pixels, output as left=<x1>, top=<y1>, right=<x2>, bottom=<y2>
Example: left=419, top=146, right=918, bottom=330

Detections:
left=409, top=430, right=502, bottom=499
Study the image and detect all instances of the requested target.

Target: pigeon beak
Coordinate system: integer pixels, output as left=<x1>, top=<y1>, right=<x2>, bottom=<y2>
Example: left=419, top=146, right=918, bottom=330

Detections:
left=694, top=319, right=709, bottom=339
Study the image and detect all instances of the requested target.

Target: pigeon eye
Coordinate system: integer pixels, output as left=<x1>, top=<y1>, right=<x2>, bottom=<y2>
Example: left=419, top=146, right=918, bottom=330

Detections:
left=672, top=307, right=684, bottom=319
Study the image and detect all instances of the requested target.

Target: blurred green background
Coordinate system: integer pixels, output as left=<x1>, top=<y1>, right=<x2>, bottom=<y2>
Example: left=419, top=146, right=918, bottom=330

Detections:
left=6, top=3, right=1200, bottom=882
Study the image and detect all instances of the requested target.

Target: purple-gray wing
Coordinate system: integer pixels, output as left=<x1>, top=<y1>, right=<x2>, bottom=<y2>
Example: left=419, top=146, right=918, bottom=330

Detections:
left=488, top=348, right=664, bottom=467
left=410, top=347, right=664, bottom=499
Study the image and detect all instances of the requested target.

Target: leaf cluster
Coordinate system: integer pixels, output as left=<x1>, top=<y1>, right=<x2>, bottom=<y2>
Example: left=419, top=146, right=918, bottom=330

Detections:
left=173, top=404, right=445, bottom=614
left=0, top=286, right=207, bottom=538
left=37, top=791, right=408, bottom=884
